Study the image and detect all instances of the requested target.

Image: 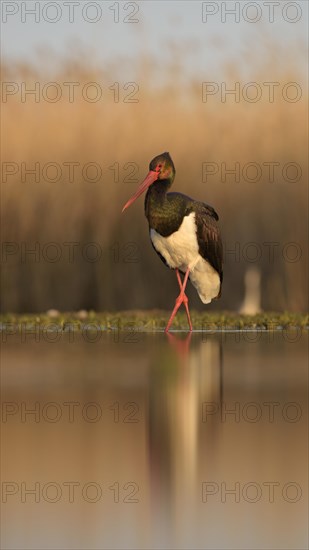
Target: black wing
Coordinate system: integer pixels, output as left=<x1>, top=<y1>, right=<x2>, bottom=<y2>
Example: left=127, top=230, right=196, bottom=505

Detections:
left=187, top=201, right=223, bottom=284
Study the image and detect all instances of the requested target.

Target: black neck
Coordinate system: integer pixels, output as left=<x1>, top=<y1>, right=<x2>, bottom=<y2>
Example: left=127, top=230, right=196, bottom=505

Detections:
left=144, top=180, right=186, bottom=237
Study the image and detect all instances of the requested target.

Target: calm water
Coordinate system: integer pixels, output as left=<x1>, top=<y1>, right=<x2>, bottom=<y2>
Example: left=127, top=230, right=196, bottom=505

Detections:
left=1, top=331, right=308, bottom=549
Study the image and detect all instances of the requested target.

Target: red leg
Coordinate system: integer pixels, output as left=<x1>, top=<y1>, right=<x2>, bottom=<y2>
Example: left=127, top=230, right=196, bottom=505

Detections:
left=165, top=268, right=192, bottom=333
left=175, top=269, right=192, bottom=331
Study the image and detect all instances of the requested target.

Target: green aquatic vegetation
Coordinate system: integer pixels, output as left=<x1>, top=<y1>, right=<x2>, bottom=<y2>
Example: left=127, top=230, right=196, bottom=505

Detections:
left=0, top=311, right=308, bottom=331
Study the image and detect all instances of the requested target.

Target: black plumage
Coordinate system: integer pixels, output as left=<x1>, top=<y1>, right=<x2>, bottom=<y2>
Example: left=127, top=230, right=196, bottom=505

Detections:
left=122, top=152, right=223, bottom=331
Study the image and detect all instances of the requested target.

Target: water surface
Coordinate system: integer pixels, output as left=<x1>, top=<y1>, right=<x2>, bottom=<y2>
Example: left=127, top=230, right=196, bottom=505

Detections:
left=1, top=332, right=308, bottom=549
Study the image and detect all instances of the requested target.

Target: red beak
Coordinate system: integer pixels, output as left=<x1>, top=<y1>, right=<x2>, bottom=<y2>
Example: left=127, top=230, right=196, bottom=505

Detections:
left=122, top=170, right=159, bottom=213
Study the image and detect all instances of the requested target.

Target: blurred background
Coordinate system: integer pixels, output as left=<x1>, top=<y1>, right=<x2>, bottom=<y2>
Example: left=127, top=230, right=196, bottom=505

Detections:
left=2, top=6, right=308, bottom=550
left=1, top=1, right=308, bottom=313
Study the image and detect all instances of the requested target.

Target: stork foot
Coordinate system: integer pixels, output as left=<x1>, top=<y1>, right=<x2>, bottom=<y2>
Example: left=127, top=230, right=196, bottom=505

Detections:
left=165, top=292, right=193, bottom=333
left=165, top=267, right=192, bottom=333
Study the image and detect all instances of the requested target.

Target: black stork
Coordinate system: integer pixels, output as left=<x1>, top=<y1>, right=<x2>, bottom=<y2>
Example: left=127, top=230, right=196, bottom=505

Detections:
left=122, top=152, right=223, bottom=332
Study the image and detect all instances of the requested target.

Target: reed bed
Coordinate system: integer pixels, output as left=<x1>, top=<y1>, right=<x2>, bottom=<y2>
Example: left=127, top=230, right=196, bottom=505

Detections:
left=1, top=53, right=308, bottom=313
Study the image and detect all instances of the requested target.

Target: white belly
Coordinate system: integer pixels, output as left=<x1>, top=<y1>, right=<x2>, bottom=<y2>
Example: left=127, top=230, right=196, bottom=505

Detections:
left=150, top=212, right=221, bottom=304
